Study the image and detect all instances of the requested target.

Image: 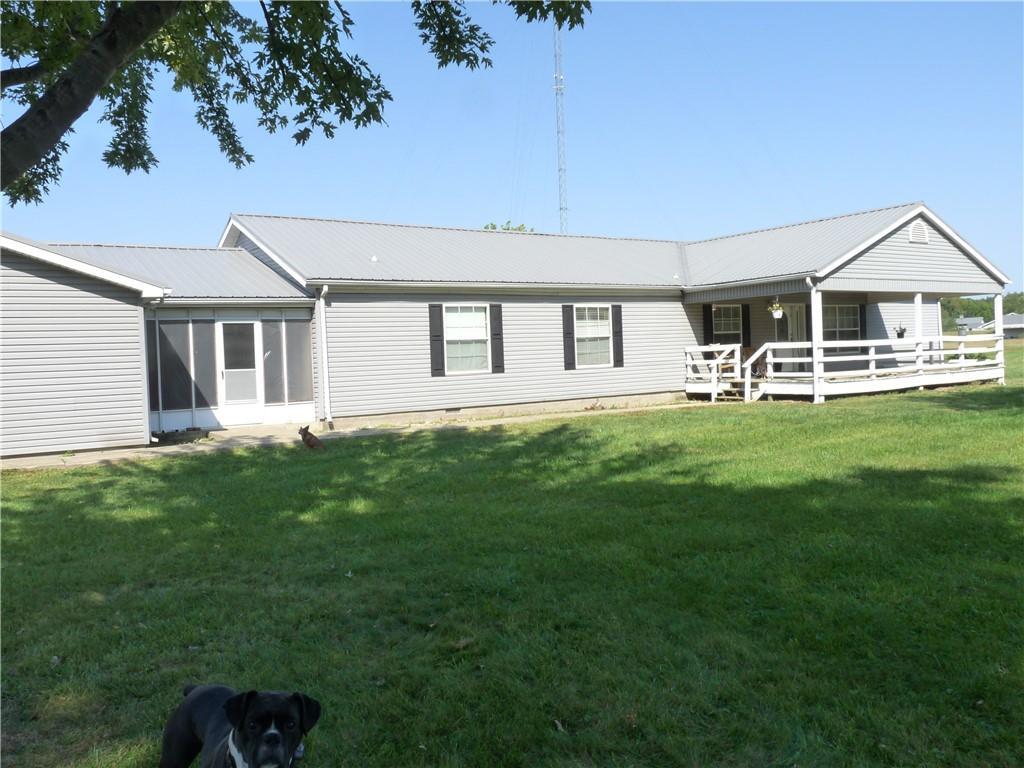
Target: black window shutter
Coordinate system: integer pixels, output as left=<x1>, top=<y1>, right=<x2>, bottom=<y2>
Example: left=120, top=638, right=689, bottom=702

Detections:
left=741, top=304, right=752, bottom=347
left=562, top=304, right=575, bottom=370
left=805, top=303, right=812, bottom=340
left=489, top=303, right=504, bottom=373
left=702, top=304, right=714, bottom=345
left=612, top=304, right=624, bottom=367
left=428, top=304, right=445, bottom=377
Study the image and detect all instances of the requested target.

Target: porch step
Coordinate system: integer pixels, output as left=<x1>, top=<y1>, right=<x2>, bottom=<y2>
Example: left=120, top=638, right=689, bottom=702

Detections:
left=715, top=381, right=746, bottom=402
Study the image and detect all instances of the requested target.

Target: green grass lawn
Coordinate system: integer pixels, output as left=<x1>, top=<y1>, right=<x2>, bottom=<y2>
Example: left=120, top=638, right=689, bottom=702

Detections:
left=4, top=344, right=1023, bottom=767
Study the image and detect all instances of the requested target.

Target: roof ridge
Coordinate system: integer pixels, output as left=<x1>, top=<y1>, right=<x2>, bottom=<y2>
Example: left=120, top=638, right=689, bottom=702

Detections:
left=232, top=212, right=681, bottom=246
left=683, top=201, right=923, bottom=246
left=49, top=242, right=247, bottom=253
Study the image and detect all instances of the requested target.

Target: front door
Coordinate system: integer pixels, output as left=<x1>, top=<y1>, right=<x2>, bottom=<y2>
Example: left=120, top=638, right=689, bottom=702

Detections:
left=774, top=303, right=807, bottom=372
left=218, top=320, right=264, bottom=425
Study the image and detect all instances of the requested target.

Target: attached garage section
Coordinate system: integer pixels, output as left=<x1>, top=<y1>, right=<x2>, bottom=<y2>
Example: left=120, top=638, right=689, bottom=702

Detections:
left=1, top=246, right=154, bottom=457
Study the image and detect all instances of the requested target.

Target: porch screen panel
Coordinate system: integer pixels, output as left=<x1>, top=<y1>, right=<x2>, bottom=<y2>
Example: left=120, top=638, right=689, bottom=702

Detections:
left=158, top=320, right=191, bottom=410
left=262, top=320, right=285, bottom=404
left=146, top=319, right=159, bottom=411
left=192, top=320, right=218, bottom=408
left=285, top=320, right=314, bottom=402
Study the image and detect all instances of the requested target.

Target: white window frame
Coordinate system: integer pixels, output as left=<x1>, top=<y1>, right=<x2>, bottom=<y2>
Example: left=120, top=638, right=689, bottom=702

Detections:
left=712, top=304, right=743, bottom=345
left=442, top=303, right=491, bottom=375
left=822, top=304, right=861, bottom=351
left=573, top=303, right=613, bottom=369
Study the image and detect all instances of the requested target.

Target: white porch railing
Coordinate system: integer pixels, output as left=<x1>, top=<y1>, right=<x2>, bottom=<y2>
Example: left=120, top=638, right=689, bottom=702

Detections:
left=734, top=334, right=1005, bottom=402
left=681, top=334, right=1004, bottom=404
left=683, top=344, right=741, bottom=403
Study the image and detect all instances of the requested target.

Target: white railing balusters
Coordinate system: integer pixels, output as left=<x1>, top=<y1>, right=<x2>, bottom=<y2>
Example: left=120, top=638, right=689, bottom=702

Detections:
left=682, top=343, right=742, bottom=403
left=695, top=333, right=1004, bottom=404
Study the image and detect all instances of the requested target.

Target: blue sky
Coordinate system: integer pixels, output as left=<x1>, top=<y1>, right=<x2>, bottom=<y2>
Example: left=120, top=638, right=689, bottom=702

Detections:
left=3, top=2, right=1022, bottom=287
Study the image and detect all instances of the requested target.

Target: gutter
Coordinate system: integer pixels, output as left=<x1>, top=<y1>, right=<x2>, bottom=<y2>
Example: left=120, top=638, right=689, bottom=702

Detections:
left=683, top=272, right=817, bottom=292
left=310, top=278, right=684, bottom=294
left=157, top=296, right=315, bottom=307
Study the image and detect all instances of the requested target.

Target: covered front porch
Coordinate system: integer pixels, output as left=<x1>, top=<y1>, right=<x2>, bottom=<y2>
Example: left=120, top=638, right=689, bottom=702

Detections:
left=683, top=288, right=1007, bottom=404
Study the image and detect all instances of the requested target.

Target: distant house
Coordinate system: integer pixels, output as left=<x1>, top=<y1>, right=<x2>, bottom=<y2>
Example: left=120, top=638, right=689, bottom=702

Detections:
left=955, top=316, right=985, bottom=334
left=0, top=202, right=1011, bottom=456
left=979, top=313, right=1024, bottom=339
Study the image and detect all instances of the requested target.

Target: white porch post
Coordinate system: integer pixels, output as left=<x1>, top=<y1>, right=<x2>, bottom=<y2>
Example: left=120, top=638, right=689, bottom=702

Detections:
left=994, top=292, right=1005, bottom=385
left=913, top=292, right=924, bottom=377
left=810, top=285, right=824, bottom=404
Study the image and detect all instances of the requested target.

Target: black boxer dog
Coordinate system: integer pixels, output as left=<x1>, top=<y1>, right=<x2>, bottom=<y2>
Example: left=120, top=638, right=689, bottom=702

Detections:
left=160, top=684, right=321, bottom=768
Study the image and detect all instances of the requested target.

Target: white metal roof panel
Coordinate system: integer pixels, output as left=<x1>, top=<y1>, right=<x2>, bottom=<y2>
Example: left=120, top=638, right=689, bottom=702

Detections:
left=46, top=243, right=309, bottom=298
left=230, top=214, right=687, bottom=287
left=682, top=203, right=922, bottom=286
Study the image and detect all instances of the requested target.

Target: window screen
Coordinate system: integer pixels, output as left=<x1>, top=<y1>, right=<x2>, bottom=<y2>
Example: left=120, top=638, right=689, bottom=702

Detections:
left=262, top=320, right=285, bottom=404
left=158, top=320, right=192, bottom=410
left=444, top=306, right=489, bottom=373
left=574, top=306, right=611, bottom=366
left=824, top=305, right=860, bottom=342
left=285, top=320, right=314, bottom=402
left=192, top=320, right=217, bottom=408
left=712, top=305, right=742, bottom=345
left=146, top=319, right=159, bottom=411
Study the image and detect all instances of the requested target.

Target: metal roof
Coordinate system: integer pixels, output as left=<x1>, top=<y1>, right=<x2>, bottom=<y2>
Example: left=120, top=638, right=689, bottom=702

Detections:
left=229, top=214, right=686, bottom=287
left=980, top=313, right=1024, bottom=329
left=229, top=203, right=924, bottom=289
left=45, top=243, right=310, bottom=299
left=682, top=203, right=921, bottom=286
left=2, top=231, right=169, bottom=297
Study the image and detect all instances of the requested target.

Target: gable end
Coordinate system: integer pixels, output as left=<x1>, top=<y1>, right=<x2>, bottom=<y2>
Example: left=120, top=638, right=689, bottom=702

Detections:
left=819, top=215, right=1004, bottom=294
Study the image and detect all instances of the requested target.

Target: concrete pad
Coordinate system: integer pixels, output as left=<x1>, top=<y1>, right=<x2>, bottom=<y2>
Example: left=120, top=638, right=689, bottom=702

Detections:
left=1, top=396, right=710, bottom=472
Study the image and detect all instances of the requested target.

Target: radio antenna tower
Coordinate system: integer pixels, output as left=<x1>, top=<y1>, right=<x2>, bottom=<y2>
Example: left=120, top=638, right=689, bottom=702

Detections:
left=553, top=24, right=568, bottom=234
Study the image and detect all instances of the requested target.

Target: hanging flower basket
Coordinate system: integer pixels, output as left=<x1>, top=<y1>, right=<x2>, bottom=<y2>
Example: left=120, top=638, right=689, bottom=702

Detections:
left=767, top=301, right=784, bottom=319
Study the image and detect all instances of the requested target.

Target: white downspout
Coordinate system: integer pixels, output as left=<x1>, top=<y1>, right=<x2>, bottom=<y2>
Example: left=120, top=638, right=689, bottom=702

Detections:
left=317, top=285, right=333, bottom=423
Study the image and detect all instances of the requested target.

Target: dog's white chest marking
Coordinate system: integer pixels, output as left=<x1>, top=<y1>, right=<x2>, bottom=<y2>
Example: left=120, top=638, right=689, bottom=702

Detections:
left=227, top=731, right=251, bottom=768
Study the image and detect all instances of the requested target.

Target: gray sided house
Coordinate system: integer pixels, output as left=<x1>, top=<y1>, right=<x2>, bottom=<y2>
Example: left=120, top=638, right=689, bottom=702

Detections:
left=0, top=202, right=1011, bottom=457
left=979, top=313, right=1024, bottom=339
left=955, top=316, right=985, bottom=334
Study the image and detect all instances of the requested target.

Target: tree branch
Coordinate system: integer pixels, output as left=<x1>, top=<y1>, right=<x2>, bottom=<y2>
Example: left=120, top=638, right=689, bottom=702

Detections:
left=1, top=1, right=183, bottom=190
left=1, top=62, right=47, bottom=91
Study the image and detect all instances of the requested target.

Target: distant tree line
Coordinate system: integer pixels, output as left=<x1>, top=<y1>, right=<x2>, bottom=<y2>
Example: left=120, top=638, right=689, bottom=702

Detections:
left=941, top=292, right=1023, bottom=332
left=484, top=221, right=534, bottom=232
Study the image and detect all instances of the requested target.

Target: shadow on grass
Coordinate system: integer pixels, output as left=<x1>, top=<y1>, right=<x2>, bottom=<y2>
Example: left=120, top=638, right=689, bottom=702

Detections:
left=917, top=382, right=1024, bottom=413
left=2, top=421, right=1023, bottom=767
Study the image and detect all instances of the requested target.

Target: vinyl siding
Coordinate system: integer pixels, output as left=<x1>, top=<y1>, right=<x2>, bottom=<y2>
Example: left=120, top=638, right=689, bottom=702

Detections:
left=822, top=217, right=1002, bottom=294
left=1, top=251, right=149, bottom=456
left=324, top=293, right=698, bottom=417
left=866, top=294, right=941, bottom=340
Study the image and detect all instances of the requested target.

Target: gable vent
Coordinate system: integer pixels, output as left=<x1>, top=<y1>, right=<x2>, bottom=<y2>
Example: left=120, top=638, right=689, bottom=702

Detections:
left=908, top=220, right=929, bottom=244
